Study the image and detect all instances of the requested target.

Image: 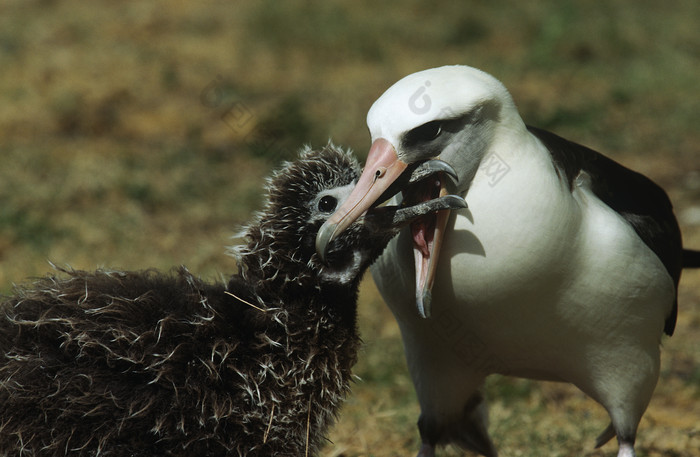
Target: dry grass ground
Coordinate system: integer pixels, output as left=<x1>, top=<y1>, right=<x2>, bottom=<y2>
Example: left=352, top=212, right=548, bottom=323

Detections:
left=1, top=1, right=699, bottom=456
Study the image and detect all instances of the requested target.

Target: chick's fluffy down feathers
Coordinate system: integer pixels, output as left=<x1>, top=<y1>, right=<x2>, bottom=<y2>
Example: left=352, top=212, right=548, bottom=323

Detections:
left=0, top=145, right=366, bottom=457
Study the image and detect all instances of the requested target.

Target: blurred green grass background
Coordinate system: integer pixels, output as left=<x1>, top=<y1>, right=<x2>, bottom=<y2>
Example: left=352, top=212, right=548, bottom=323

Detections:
left=1, top=1, right=699, bottom=455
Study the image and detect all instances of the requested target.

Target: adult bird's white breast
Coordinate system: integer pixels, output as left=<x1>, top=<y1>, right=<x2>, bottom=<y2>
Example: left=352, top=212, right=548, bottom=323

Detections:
left=373, top=126, right=673, bottom=377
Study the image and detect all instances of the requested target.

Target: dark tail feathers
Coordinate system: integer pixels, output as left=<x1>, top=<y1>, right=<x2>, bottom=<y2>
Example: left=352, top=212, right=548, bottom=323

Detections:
left=595, top=423, right=616, bottom=449
left=683, top=249, right=700, bottom=268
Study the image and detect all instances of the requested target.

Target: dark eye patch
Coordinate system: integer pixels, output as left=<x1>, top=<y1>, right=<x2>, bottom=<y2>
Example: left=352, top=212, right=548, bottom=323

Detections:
left=318, top=195, right=337, bottom=213
left=403, top=120, right=443, bottom=146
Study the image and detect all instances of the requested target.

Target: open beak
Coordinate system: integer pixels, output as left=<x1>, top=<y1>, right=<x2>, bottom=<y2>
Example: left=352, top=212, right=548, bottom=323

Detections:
left=407, top=177, right=451, bottom=318
left=315, top=138, right=407, bottom=262
left=316, top=138, right=463, bottom=319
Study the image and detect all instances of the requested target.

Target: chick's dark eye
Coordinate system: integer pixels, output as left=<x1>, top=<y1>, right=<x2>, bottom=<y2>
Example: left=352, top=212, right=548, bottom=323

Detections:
left=318, top=195, right=337, bottom=213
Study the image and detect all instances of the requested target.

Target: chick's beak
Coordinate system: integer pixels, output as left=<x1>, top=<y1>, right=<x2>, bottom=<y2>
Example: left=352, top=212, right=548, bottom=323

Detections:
left=315, top=138, right=407, bottom=262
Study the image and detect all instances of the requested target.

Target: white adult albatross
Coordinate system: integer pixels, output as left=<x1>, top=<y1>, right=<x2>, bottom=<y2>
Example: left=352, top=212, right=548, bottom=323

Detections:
left=316, top=65, right=700, bottom=457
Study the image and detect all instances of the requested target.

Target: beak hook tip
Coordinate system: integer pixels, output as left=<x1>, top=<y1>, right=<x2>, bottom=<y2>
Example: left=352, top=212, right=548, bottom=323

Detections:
left=417, top=290, right=432, bottom=319
left=315, top=221, right=338, bottom=263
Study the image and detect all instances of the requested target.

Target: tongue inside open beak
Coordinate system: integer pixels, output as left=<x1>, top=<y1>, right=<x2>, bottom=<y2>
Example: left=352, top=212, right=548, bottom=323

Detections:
left=406, top=173, right=451, bottom=318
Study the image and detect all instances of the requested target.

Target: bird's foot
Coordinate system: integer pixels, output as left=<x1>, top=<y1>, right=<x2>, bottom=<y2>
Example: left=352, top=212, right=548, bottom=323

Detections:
left=617, top=441, right=636, bottom=457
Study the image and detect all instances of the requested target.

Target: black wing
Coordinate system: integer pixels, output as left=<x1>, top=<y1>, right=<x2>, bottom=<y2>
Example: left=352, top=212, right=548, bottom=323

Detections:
left=528, top=126, right=683, bottom=336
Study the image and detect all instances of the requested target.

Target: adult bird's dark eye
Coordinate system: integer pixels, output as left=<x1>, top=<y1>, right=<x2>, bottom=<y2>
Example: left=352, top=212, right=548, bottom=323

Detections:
left=318, top=196, right=337, bottom=213
left=406, top=120, right=443, bottom=144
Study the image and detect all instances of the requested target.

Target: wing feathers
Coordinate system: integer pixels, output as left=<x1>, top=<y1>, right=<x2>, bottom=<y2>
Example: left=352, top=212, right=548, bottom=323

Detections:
left=528, top=126, right=683, bottom=335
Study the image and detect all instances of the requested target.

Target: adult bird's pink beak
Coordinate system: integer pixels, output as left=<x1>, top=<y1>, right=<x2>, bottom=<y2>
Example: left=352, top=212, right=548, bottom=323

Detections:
left=315, top=138, right=407, bottom=262
left=316, top=138, right=458, bottom=319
